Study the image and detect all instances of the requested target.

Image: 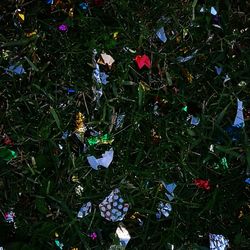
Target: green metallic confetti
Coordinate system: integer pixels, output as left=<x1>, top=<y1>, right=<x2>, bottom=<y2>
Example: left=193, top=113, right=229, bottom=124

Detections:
left=182, top=106, right=188, bottom=112
left=0, top=147, right=17, bottom=161
left=87, top=134, right=114, bottom=146
left=55, top=239, right=64, bottom=250
left=214, top=157, right=228, bottom=170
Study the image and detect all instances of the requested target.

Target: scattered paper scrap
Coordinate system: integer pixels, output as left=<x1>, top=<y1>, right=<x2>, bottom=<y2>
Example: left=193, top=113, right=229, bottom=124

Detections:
left=55, top=239, right=64, bottom=250
left=0, top=147, right=17, bottom=161
left=93, top=63, right=101, bottom=84
left=200, top=6, right=205, bottom=13
left=191, top=116, right=200, bottom=126
left=129, top=211, right=144, bottom=226
left=156, top=201, right=172, bottom=219
left=4, top=211, right=15, bottom=223
left=97, top=52, right=115, bottom=69
left=75, top=185, right=84, bottom=196
left=209, top=233, right=229, bottom=250
left=134, top=55, right=151, bottom=69
left=177, top=54, right=194, bottom=63
left=194, top=179, right=210, bottom=190
left=215, top=66, right=223, bottom=75
left=176, top=50, right=197, bottom=63
left=92, top=49, right=103, bottom=104
left=156, top=27, right=167, bottom=43
left=123, top=47, right=136, bottom=53
left=58, top=24, right=68, bottom=32
left=6, top=64, right=25, bottom=75
left=212, top=15, right=222, bottom=29
left=162, top=182, right=177, bottom=201
left=79, top=2, right=89, bottom=10
left=87, top=148, right=114, bottom=170
left=116, top=223, right=131, bottom=248
left=113, top=31, right=119, bottom=40
left=233, top=99, right=244, bottom=128
left=214, top=157, right=228, bottom=170
left=245, top=178, right=250, bottom=185
left=223, top=74, right=230, bottom=84
left=89, top=232, right=97, bottom=240
left=115, top=114, right=125, bottom=130
left=210, top=7, right=218, bottom=16
left=75, top=112, right=86, bottom=133
left=13, top=9, right=25, bottom=27
left=99, top=188, right=129, bottom=222
left=2, top=134, right=14, bottom=146
left=100, top=72, right=109, bottom=85
left=87, top=133, right=113, bottom=146
left=77, top=202, right=92, bottom=218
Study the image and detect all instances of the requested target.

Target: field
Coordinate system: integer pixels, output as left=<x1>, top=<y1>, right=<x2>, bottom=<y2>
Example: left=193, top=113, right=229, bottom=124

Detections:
left=0, top=0, right=250, bottom=249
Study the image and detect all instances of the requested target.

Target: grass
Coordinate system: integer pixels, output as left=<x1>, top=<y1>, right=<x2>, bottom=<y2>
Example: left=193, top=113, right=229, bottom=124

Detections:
left=0, top=0, right=250, bottom=249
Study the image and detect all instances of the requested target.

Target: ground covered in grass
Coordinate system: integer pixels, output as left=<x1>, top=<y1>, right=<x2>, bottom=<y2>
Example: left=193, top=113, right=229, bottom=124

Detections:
left=0, top=0, right=250, bottom=249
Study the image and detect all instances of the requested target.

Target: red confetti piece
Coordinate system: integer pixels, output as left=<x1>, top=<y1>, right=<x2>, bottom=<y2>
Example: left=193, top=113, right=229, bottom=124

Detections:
left=194, top=179, right=210, bottom=190
left=2, top=135, right=14, bottom=146
left=134, top=55, right=151, bottom=69
left=93, top=0, right=104, bottom=6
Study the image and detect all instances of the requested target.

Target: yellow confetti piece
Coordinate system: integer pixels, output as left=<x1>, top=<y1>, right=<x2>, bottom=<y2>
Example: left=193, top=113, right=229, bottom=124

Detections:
left=71, top=175, right=79, bottom=182
left=182, top=68, right=193, bottom=83
left=18, top=13, right=25, bottom=22
left=180, top=47, right=189, bottom=54
left=69, top=8, right=74, bottom=17
left=176, top=34, right=181, bottom=44
left=25, top=31, right=37, bottom=37
left=158, top=183, right=164, bottom=191
left=182, top=28, right=188, bottom=38
left=139, top=81, right=150, bottom=91
left=238, top=210, right=243, bottom=219
left=113, top=32, right=119, bottom=40
left=75, top=112, right=86, bottom=133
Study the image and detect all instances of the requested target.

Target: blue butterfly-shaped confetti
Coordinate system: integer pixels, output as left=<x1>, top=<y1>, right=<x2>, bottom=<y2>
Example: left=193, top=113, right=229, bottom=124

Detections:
left=162, top=182, right=177, bottom=201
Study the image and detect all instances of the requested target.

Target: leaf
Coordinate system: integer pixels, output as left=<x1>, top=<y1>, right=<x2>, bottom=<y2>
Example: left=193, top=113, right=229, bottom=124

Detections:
left=35, top=198, right=48, bottom=215
left=165, top=71, right=173, bottom=86
left=1, top=36, right=37, bottom=47
left=192, top=0, right=198, bottom=8
left=24, top=56, right=39, bottom=72
left=215, top=102, right=231, bottom=125
left=49, top=106, right=61, bottom=130
left=215, top=145, right=241, bottom=158
left=192, top=0, right=198, bottom=20
left=138, top=83, right=145, bottom=108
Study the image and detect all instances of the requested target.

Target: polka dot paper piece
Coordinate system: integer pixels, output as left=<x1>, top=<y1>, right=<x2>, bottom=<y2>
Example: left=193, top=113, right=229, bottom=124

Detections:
left=99, top=188, right=129, bottom=222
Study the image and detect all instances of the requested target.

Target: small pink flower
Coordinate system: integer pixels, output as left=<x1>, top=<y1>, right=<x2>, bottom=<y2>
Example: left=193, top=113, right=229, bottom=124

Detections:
left=58, top=24, right=68, bottom=32
left=89, top=232, right=97, bottom=240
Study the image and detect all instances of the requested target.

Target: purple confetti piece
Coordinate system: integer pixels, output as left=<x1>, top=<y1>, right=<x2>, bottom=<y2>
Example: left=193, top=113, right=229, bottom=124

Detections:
left=215, top=66, right=223, bottom=75
left=58, top=24, right=68, bottom=32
